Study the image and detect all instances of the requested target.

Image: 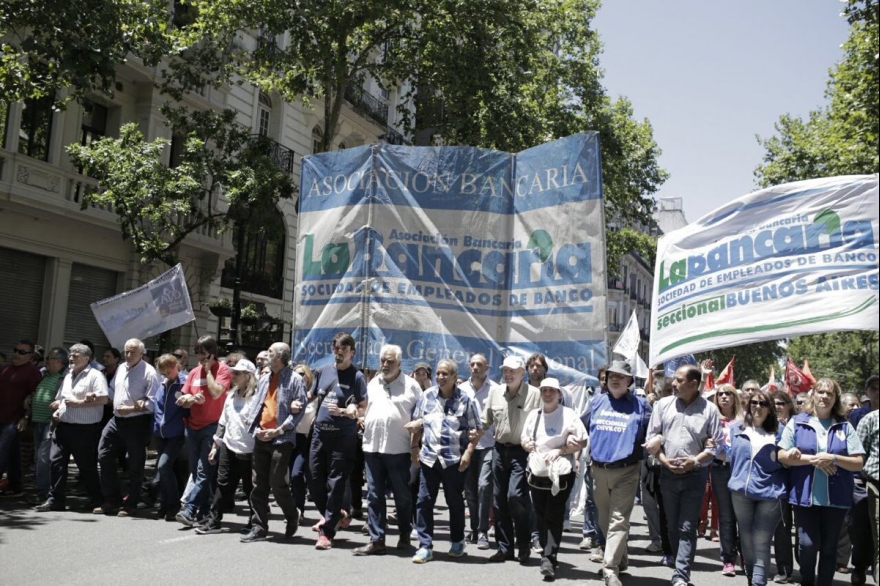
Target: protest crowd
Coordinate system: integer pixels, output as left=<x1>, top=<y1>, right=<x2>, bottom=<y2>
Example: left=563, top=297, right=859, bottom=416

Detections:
left=0, top=333, right=878, bottom=586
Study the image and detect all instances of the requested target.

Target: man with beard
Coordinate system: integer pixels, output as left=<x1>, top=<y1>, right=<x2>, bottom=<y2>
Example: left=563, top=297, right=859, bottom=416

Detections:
left=310, top=332, right=368, bottom=550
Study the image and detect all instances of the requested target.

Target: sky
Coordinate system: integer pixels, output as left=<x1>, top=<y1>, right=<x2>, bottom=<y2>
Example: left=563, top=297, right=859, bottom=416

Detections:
left=593, top=1, right=851, bottom=224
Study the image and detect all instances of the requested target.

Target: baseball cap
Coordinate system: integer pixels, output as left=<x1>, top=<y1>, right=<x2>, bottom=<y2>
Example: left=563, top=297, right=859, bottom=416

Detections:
left=413, top=361, right=432, bottom=375
left=230, top=359, right=257, bottom=374
left=539, top=377, right=561, bottom=391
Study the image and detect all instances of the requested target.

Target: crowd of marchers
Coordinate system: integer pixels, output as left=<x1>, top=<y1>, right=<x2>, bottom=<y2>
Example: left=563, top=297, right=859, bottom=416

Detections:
left=0, top=335, right=877, bottom=586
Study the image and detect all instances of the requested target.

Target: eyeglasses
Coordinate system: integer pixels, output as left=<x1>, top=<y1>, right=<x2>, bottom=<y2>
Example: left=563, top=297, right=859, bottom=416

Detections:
left=13, top=348, right=32, bottom=355
left=750, top=400, right=770, bottom=408
left=743, top=388, right=760, bottom=393
left=173, top=353, right=184, bottom=359
left=717, top=391, right=734, bottom=396
left=774, top=401, right=786, bottom=407
left=796, top=400, right=806, bottom=405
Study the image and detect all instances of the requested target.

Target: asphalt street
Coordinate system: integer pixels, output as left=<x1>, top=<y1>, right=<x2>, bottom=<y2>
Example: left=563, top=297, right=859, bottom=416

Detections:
left=0, top=487, right=858, bottom=586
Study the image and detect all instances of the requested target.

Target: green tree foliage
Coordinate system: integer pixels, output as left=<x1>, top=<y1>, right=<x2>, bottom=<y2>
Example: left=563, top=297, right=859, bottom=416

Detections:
left=754, top=0, right=878, bottom=386
left=697, top=341, right=785, bottom=388
left=785, top=331, right=879, bottom=393
left=67, top=108, right=295, bottom=266
left=0, top=0, right=168, bottom=105
left=755, top=0, right=879, bottom=185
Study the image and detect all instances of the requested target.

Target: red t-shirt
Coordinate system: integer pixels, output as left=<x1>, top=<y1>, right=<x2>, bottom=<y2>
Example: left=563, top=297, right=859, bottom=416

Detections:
left=0, top=362, right=42, bottom=424
left=182, top=362, right=232, bottom=430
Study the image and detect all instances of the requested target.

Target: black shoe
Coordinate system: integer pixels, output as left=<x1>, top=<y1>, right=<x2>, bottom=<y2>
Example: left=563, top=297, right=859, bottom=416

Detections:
left=195, top=520, right=223, bottom=535
left=285, top=510, right=300, bottom=539
left=541, top=557, right=556, bottom=581
left=465, top=531, right=477, bottom=544
left=353, top=541, right=387, bottom=556
left=351, top=508, right=364, bottom=520
left=852, top=570, right=867, bottom=586
left=0, top=488, right=24, bottom=498
left=489, top=550, right=515, bottom=563
left=396, top=536, right=412, bottom=550
left=235, top=489, right=247, bottom=501
left=519, top=549, right=532, bottom=565
left=35, top=500, right=64, bottom=512
left=240, top=527, right=268, bottom=543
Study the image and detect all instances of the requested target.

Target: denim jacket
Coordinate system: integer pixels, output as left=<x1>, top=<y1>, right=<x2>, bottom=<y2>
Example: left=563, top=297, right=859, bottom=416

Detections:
left=246, top=367, right=306, bottom=446
left=153, top=372, right=188, bottom=439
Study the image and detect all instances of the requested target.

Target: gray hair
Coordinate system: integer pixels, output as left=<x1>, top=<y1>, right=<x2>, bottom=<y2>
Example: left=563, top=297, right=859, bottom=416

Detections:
left=380, top=344, right=403, bottom=362
left=69, top=343, right=92, bottom=358
left=270, top=342, right=291, bottom=364
left=437, top=359, right=459, bottom=378
left=125, top=338, right=146, bottom=353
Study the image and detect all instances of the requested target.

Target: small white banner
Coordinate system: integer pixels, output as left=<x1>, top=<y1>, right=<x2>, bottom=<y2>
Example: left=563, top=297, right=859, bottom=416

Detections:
left=650, top=175, right=879, bottom=366
left=91, top=264, right=195, bottom=350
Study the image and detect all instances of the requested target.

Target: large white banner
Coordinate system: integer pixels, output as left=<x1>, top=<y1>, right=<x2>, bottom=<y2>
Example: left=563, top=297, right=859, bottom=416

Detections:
left=91, top=264, right=195, bottom=350
left=293, top=133, right=607, bottom=382
left=650, top=175, right=879, bottom=366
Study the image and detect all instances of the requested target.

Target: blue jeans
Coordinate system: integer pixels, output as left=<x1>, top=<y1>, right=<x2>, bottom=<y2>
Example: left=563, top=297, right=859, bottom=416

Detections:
left=182, top=423, right=218, bottom=518
left=0, top=421, right=21, bottom=490
left=155, top=435, right=185, bottom=511
left=793, top=505, right=848, bottom=586
left=364, top=452, right=413, bottom=542
left=493, top=444, right=534, bottom=555
left=32, top=422, right=52, bottom=497
left=732, top=493, right=782, bottom=586
left=464, top=447, right=493, bottom=535
left=660, top=467, right=708, bottom=585
left=710, top=463, right=737, bottom=563
left=582, top=463, right=606, bottom=544
left=416, top=459, right=466, bottom=549
left=290, top=432, right=310, bottom=515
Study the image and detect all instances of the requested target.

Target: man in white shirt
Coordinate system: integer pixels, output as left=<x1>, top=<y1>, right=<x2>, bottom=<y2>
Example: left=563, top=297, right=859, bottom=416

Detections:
left=460, top=353, right=496, bottom=549
left=35, top=343, right=108, bottom=512
left=353, top=344, right=422, bottom=555
left=96, top=338, right=161, bottom=516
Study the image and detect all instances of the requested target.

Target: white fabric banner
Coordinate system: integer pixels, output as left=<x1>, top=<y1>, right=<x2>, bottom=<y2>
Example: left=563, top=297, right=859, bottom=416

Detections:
left=612, top=309, right=649, bottom=378
left=650, top=175, right=879, bottom=366
left=91, top=264, right=195, bottom=350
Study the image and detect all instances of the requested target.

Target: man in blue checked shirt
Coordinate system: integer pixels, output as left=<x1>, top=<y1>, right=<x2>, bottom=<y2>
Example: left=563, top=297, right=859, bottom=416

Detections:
left=406, top=359, right=482, bottom=564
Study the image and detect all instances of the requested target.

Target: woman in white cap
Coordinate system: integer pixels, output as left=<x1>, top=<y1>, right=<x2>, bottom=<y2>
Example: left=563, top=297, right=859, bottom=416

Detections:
left=521, top=377, right=587, bottom=581
left=195, top=358, right=260, bottom=534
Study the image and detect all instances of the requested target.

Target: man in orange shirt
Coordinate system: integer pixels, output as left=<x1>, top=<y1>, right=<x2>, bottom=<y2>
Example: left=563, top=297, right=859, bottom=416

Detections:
left=241, top=342, right=306, bottom=542
left=175, top=336, right=232, bottom=526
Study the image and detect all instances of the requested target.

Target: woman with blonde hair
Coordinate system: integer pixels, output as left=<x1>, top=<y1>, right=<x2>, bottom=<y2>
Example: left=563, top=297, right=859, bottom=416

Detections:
left=778, top=378, right=865, bottom=586
left=195, top=359, right=260, bottom=534
left=710, top=383, right=744, bottom=576
left=290, top=363, right=315, bottom=522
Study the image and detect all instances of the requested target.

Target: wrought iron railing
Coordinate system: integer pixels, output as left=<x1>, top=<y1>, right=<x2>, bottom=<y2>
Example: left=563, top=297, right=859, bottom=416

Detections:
left=344, top=82, right=389, bottom=127
left=251, top=134, right=295, bottom=175
left=381, top=127, right=405, bottom=145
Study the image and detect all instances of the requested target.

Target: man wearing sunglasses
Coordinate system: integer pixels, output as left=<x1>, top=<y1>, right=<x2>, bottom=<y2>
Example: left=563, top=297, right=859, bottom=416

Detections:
left=0, top=340, right=43, bottom=498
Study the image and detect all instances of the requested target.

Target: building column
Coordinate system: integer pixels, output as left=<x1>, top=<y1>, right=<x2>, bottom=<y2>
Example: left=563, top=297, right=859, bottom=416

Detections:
left=39, top=257, right=73, bottom=350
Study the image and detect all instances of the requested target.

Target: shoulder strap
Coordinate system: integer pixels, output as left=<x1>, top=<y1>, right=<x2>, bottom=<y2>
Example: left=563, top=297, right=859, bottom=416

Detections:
left=532, top=409, right=543, bottom=441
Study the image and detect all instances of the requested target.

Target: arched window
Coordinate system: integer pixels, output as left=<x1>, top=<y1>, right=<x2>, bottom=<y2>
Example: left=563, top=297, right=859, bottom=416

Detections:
left=312, top=125, right=323, bottom=154
left=258, top=92, right=272, bottom=137
left=221, top=206, right=286, bottom=299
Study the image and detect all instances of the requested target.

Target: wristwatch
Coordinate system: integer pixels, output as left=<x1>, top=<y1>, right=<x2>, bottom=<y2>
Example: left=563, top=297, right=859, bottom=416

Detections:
left=692, top=456, right=703, bottom=469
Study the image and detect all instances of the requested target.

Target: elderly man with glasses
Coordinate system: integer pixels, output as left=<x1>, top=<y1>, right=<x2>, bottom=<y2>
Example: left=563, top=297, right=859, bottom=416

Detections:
left=35, top=343, right=109, bottom=511
left=0, top=340, right=43, bottom=498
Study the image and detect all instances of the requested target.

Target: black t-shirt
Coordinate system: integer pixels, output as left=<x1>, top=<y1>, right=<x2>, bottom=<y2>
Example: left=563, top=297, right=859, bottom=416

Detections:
left=312, top=364, right=367, bottom=438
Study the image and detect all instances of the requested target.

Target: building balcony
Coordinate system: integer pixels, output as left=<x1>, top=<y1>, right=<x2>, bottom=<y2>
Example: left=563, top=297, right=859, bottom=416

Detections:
left=608, top=277, right=625, bottom=290
left=380, top=127, right=405, bottom=145
left=251, top=135, right=295, bottom=175
left=344, top=83, right=389, bottom=128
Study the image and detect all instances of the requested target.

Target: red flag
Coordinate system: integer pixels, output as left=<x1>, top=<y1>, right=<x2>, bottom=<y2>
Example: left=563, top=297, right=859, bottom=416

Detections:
left=785, top=357, right=815, bottom=395
left=716, top=356, right=735, bottom=387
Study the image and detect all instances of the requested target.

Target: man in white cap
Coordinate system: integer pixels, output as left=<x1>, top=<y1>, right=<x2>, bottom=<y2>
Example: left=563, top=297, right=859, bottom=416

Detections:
left=482, top=355, right=541, bottom=563
left=583, top=360, right=653, bottom=586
